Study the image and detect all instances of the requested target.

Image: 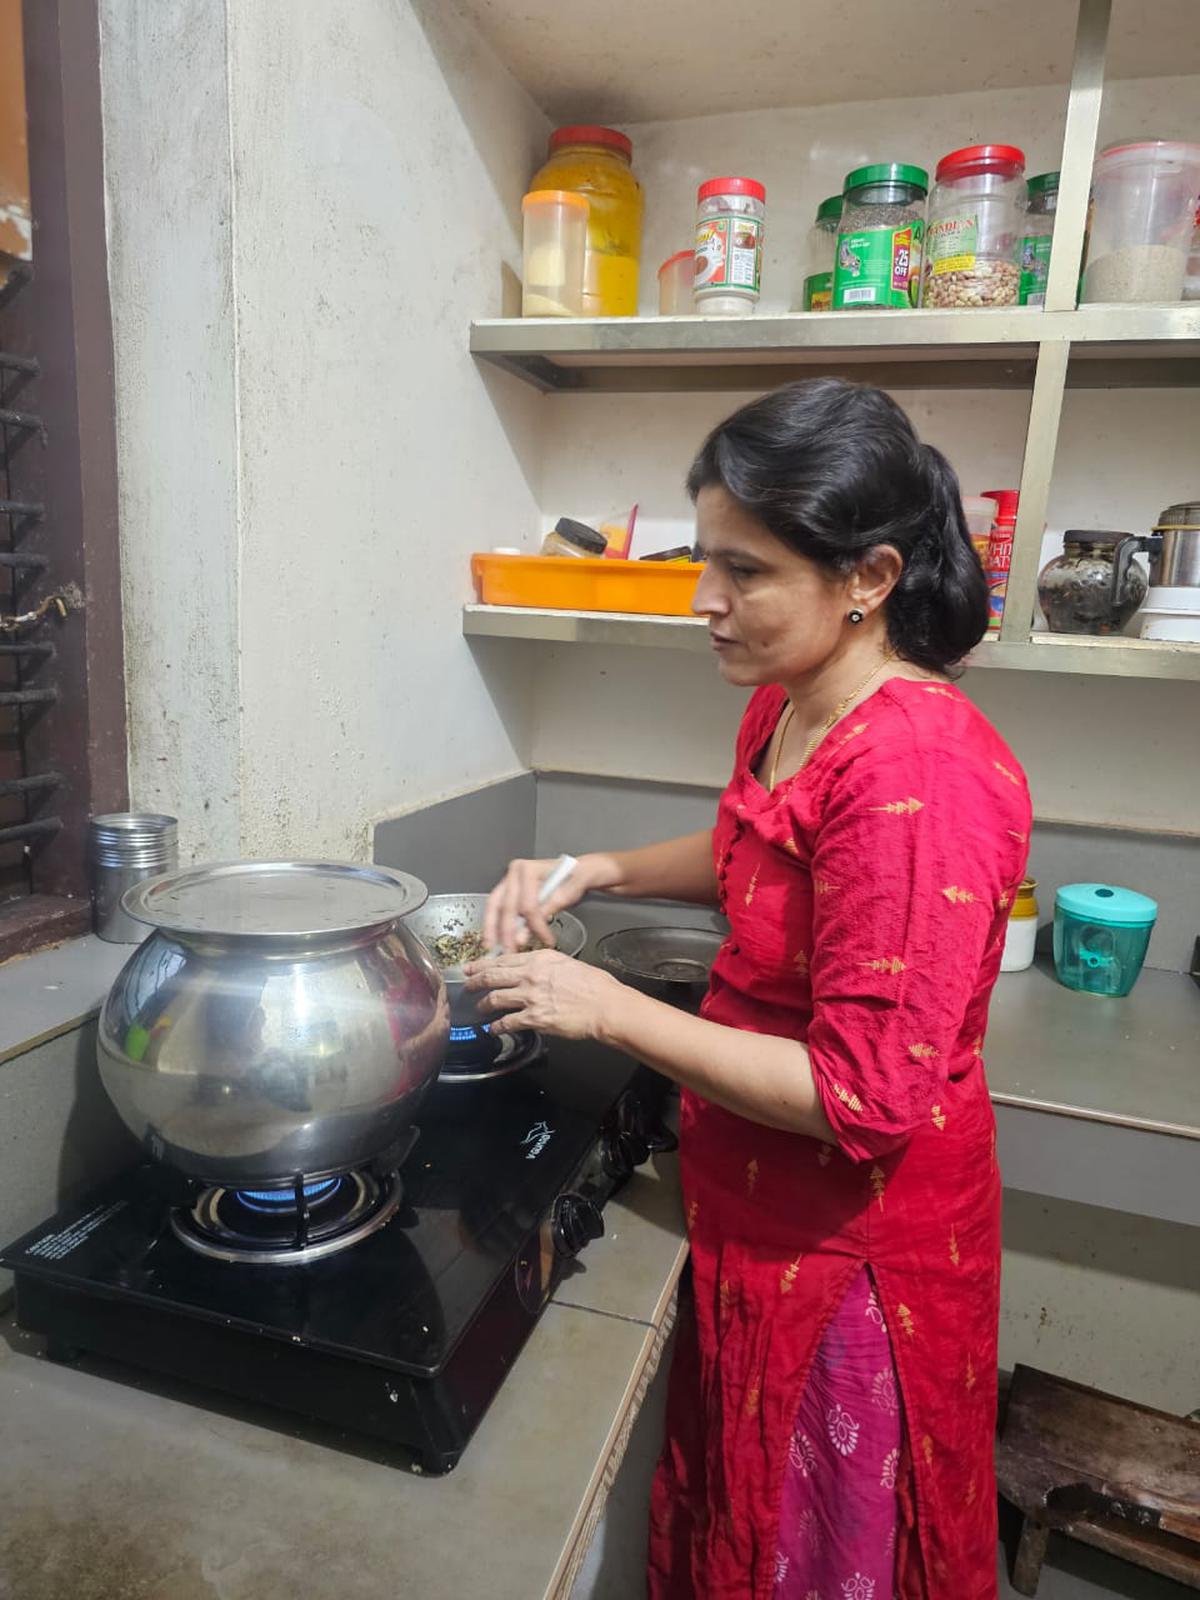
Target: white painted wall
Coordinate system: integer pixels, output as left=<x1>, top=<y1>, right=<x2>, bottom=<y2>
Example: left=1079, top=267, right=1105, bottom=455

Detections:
left=526, top=73, right=1200, bottom=834
left=101, top=0, right=550, bottom=860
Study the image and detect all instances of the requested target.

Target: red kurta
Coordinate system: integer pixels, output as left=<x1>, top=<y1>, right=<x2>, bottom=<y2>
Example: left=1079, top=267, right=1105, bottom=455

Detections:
left=648, top=677, right=1032, bottom=1600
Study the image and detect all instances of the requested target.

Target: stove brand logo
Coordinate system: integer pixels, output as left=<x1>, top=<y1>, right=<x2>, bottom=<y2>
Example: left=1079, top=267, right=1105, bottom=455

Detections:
left=521, top=1120, right=554, bottom=1161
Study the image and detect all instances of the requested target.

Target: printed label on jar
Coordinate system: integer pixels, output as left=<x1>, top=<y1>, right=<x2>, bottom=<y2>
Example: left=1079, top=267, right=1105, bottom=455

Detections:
left=927, top=214, right=979, bottom=275
left=832, top=221, right=924, bottom=309
left=803, top=271, right=832, bottom=312
left=694, top=215, right=763, bottom=297
left=986, top=531, right=1013, bottom=632
left=1019, top=233, right=1053, bottom=305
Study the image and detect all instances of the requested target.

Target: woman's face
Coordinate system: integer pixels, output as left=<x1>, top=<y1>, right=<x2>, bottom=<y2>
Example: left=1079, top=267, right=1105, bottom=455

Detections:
left=691, top=485, right=853, bottom=686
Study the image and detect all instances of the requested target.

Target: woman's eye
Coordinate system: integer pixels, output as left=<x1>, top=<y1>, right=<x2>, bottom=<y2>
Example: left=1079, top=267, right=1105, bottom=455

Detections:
left=729, top=565, right=756, bottom=580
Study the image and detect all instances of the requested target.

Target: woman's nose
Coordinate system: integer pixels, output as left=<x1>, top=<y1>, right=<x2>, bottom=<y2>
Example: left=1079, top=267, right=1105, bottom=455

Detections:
left=692, top=565, right=727, bottom=618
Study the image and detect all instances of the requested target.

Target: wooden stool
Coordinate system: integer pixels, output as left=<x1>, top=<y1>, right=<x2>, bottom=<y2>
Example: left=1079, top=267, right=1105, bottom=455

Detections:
left=996, top=1365, right=1200, bottom=1594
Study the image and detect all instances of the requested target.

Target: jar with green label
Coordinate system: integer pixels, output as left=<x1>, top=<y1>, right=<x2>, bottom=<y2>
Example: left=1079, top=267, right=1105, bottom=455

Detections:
left=833, top=163, right=927, bottom=311
left=802, top=194, right=841, bottom=311
left=1020, top=171, right=1059, bottom=306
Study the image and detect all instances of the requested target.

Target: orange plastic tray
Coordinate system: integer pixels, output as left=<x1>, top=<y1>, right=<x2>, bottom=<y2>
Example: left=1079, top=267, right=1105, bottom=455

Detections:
left=471, top=553, right=703, bottom=616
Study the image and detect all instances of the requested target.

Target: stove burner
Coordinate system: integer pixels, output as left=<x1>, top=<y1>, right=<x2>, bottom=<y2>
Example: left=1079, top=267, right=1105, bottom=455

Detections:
left=440, top=1026, right=543, bottom=1083
left=171, top=1169, right=402, bottom=1266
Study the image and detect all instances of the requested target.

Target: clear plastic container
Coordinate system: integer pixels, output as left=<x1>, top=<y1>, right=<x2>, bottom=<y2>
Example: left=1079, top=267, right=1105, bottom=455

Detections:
left=1182, top=201, right=1200, bottom=300
left=521, top=190, right=588, bottom=318
left=1019, top=171, right=1059, bottom=306
left=658, top=250, right=695, bottom=315
left=833, top=163, right=927, bottom=311
left=961, top=494, right=996, bottom=567
left=530, top=126, right=643, bottom=317
left=1082, top=140, right=1200, bottom=304
left=1053, top=883, right=1157, bottom=998
left=694, top=177, right=766, bottom=317
left=802, top=195, right=841, bottom=311
left=923, top=144, right=1025, bottom=309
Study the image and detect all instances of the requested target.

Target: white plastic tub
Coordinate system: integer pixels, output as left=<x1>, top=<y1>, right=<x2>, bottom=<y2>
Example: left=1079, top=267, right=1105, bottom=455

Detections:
left=1139, top=585, right=1200, bottom=641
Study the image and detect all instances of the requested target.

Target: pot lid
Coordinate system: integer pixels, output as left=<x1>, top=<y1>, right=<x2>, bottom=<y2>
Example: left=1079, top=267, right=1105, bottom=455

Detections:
left=122, top=860, right=429, bottom=941
left=1055, top=882, right=1158, bottom=928
left=1061, top=529, right=1132, bottom=546
left=1154, top=501, right=1200, bottom=529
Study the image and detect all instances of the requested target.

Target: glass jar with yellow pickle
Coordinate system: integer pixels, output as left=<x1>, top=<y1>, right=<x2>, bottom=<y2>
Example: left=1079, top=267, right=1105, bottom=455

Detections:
left=530, top=126, right=643, bottom=317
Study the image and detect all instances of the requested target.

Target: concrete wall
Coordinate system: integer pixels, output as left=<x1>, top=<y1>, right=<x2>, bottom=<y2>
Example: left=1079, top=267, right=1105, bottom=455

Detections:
left=100, top=0, right=550, bottom=861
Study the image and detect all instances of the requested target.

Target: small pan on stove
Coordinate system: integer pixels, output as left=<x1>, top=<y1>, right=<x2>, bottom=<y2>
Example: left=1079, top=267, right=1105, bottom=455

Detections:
left=596, top=925, right=724, bottom=1013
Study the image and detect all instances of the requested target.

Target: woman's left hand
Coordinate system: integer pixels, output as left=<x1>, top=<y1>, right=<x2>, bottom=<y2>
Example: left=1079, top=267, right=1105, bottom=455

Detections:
left=463, top=951, right=624, bottom=1041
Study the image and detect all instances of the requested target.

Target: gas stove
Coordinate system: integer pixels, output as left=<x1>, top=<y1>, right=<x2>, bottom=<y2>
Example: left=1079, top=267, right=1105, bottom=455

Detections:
left=0, top=1039, right=673, bottom=1474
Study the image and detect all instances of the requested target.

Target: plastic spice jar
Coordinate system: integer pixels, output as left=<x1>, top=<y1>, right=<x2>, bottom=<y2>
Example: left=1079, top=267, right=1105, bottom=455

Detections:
left=1082, top=140, right=1200, bottom=304
left=693, top=177, right=767, bottom=317
left=802, top=195, right=842, bottom=311
left=983, top=488, right=1019, bottom=633
left=521, top=191, right=589, bottom=317
left=923, top=144, right=1025, bottom=308
left=658, top=250, right=696, bottom=315
left=1000, top=878, right=1039, bottom=973
left=1019, top=171, right=1059, bottom=306
left=833, top=163, right=927, bottom=311
left=530, top=126, right=644, bottom=317
left=540, top=517, right=609, bottom=559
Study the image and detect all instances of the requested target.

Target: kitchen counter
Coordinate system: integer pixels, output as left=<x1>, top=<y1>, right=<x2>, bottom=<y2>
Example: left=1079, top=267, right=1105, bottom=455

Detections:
left=0, top=1143, right=689, bottom=1600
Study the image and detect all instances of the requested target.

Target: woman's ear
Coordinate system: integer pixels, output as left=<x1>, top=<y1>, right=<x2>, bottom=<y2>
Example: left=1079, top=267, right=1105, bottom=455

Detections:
left=847, top=545, right=903, bottom=614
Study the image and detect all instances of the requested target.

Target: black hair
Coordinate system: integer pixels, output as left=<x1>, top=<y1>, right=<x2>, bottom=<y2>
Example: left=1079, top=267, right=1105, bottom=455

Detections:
left=686, top=378, right=989, bottom=675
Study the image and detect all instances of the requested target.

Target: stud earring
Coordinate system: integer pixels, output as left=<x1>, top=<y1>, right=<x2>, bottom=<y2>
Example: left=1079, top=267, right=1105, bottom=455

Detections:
left=848, top=608, right=865, bottom=624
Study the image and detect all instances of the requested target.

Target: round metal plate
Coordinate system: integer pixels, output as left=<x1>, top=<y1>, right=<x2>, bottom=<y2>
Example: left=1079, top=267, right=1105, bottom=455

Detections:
left=122, top=860, right=429, bottom=941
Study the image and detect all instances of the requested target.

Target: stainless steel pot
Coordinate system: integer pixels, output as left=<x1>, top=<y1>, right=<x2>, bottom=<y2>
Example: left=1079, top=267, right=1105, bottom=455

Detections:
left=1149, top=501, right=1200, bottom=588
left=97, top=861, right=449, bottom=1185
left=402, top=893, right=586, bottom=1030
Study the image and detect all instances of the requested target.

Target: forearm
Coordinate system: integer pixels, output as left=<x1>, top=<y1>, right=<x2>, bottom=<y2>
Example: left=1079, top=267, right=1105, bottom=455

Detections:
left=585, top=830, right=718, bottom=906
left=599, top=985, right=837, bottom=1142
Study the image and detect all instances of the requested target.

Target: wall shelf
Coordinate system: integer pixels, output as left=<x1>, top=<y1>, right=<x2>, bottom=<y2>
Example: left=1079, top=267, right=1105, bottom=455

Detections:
left=463, top=605, right=1200, bottom=681
left=471, top=305, right=1200, bottom=394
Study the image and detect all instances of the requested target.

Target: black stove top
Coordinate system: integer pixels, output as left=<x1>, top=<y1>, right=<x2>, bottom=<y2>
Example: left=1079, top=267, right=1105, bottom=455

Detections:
left=1, top=1040, right=673, bottom=1473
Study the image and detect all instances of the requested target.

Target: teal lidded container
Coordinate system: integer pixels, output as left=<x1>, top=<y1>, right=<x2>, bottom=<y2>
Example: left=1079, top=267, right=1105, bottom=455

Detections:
left=1053, top=883, right=1158, bottom=998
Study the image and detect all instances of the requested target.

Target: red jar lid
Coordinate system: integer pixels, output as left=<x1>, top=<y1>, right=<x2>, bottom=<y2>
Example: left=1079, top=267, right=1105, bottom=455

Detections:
left=658, top=250, right=695, bottom=275
left=983, top=488, right=1020, bottom=523
left=697, top=176, right=766, bottom=202
left=549, top=125, right=633, bottom=159
left=936, top=144, right=1025, bottom=181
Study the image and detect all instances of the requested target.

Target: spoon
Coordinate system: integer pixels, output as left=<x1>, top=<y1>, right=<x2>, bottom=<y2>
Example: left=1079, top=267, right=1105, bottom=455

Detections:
left=484, top=854, right=578, bottom=959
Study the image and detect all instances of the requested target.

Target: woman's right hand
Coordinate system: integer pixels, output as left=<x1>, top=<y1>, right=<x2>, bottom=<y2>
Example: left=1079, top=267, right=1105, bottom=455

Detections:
left=483, top=853, right=616, bottom=952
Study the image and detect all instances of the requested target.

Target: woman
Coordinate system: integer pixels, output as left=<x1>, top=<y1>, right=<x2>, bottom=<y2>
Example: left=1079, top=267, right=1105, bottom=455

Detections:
left=467, top=378, right=1030, bottom=1600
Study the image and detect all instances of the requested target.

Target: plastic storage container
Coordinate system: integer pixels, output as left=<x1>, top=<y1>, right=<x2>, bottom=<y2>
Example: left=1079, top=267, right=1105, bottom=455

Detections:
left=658, top=250, right=696, bottom=315
left=923, top=144, right=1025, bottom=308
left=802, top=194, right=841, bottom=311
left=521, top=190, right=588, bottom=317
left=1000, top=878, right=1039, bottom=973
left=694, top=177, right=766, bottom=317
left=1053, top=883, right=1157, bottom=998
left=1020, top=171, right=1059, bottom=306
left=540, top=517, right=608, bottom=558
left=1184, top=202, right=1200, bottom=300
left=472, top=552, right=703, bottom=615
left=530, top=126, right=644, bottom=317
left=962, top=494, right=996, bottom=566
left=1082, top=140, right=1200, bottom=304
left=1140, top=586, right=1200, bottom=641
left=833, top=163, right=927, bottom=311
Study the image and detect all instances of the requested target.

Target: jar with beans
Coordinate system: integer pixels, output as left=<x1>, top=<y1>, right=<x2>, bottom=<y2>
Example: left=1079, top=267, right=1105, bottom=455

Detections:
left=923, top=144, right=1025, bottom=308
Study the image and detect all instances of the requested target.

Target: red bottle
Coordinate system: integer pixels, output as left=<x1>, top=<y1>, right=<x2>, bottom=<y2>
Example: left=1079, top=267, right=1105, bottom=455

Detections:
left=983, top=489, right=1019, bottom=633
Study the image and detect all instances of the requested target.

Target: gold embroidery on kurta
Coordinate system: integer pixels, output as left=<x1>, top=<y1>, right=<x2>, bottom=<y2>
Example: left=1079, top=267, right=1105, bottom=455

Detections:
left=783, top=836, right=799, bottom=857
left=897, top=1304, right=916, bottom=1338
left=869, top=1166, right=886, bottom=1210
left=745, top=1158, right=759, bottom=1196
left=966, top=1474, right=977, bottom=1507
left=686, top=1199, right=699, bottom=1229
left=966, top=1352, right=977, bottom=1391
left=993, top=760, right=1020, bottom=786
left=971, top=1036, right=984, bottom=1058
left=922, top=1434, right=934, bottom=1467
left=744, top=1379, right=761, bottom=1419
left=817, top=1143, right=833, bottom=1167
left=869, top=796, right=925, bottom=815
left=793, top=949, right=810, bottom=976
left=832, top=1083, right=864, bottom=1115
left=862, top=955, right=906, bottom=974
left=780, top=1256, right=803, bottom=1294
left=744, top=865, right=760, bottom=907
left=840, top=721, right=869, bottom=745
left=931, top=1104, right=947, bottom=1131
left=923, top=685, right=957, bottom=699
left=908, top=1042, right=939, bottom=1060
left=814, top=875, right=839, bottom=895
left=941, top=885, right=976, bottom=905
left=719, top=1278, right=733, bottom=1320
left=998, top=888, right=1014, bottom=910
left=949, top=1226, right=960, bottom=1266
left=1007, top=828, right=1028, bottom=843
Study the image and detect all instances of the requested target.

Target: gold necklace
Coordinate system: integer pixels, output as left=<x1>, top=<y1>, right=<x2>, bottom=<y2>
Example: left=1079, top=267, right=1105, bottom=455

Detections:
left=768, top=650, right=897, bottom=790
